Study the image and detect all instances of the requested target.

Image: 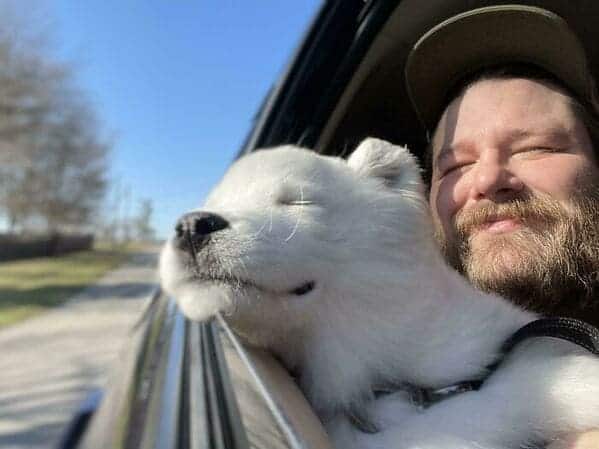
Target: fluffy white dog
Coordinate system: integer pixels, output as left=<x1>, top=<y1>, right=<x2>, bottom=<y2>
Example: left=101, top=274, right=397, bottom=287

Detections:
left=160, top=138, right=599, bottom=449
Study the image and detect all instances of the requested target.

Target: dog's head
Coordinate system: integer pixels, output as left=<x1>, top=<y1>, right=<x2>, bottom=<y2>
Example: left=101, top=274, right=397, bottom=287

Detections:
left=159, top=138, right=429, bottom=347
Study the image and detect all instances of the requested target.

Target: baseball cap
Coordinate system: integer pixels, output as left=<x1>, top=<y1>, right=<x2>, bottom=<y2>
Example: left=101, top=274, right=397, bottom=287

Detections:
left=405, top=4, right=594, bottom=133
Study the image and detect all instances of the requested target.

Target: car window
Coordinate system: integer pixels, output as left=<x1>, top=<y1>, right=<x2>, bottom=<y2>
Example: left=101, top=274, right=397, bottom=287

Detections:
left=76, top=294, right=333, bottom=449
left=217, top=315, right=334, bottom=449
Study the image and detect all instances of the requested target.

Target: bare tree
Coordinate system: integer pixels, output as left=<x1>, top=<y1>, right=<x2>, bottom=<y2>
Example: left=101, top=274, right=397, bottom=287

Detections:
left=133, top=199, right=156, bottom=242
left=0, top=3, right=110, bottom=233
left=35, top=88, right=109, bottom=231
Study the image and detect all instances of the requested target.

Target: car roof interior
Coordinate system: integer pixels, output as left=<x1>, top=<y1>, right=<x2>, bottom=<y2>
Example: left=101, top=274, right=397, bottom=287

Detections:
left=315, top=0, right=599, bottom=163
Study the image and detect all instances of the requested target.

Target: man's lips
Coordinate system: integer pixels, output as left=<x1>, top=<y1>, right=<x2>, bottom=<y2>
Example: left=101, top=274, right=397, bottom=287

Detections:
left=478, top=217, right=522, bottom=233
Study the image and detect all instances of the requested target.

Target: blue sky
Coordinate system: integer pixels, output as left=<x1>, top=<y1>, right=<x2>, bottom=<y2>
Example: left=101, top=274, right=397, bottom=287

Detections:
left=47, top=0, right=322, bottom=239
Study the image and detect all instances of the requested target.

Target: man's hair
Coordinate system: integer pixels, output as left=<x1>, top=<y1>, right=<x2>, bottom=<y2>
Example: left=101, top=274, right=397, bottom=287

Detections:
left=422, top=63, right=599, bottom=186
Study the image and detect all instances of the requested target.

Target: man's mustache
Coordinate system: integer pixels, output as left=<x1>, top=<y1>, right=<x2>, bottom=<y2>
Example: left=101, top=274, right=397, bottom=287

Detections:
left=453, top=197, right=562, bottom=238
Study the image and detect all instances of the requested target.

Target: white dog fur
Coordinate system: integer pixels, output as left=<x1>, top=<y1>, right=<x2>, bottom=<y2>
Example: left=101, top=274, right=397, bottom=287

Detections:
left=160, top=138, right=599, bottom=449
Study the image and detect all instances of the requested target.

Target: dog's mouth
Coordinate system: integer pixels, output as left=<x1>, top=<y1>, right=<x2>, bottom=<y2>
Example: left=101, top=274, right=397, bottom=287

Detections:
left=179, top=247, right=316, bottom=297
left=187, top=270, right=316, bottom=297
left=290, top=281, right=315, bottom=296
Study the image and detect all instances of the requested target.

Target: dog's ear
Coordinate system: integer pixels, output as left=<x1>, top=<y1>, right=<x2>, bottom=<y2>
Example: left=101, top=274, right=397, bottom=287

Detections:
left=347, top=138, right=423, bottom=192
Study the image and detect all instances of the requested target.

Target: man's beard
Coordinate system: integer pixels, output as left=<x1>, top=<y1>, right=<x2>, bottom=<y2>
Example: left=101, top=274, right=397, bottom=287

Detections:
left=436, top=189, right=599, bottom=319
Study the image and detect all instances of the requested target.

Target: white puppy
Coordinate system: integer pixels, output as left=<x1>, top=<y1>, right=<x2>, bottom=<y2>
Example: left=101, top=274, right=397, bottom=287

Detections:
left=160, top=138, right=599, bottom=449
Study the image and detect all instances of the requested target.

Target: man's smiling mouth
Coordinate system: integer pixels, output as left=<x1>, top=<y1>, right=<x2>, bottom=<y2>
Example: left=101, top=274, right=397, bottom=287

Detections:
left=478, top=217, right=523, bottom=233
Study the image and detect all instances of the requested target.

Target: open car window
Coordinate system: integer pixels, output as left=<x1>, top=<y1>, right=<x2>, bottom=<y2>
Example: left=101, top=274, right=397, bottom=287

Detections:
left=216, top=315, right=333, bottom=449
left=78, top=294, right=333, bottom=449
left=73, top=3, right=398, bottom=448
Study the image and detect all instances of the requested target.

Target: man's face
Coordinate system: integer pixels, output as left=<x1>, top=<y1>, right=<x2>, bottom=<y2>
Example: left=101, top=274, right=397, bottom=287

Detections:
left=429, top=77, right=599, bottom=314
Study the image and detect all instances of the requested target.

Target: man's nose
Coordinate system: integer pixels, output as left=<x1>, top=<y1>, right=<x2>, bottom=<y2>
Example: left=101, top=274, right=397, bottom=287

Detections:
left=470, top=156, right=523, bottom=201
left=174, top=211, right=229, bottom=252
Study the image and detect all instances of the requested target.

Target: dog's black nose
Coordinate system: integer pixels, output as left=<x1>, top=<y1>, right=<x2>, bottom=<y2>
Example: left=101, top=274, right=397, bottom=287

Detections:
left=174, top=211, right=229, bottom=252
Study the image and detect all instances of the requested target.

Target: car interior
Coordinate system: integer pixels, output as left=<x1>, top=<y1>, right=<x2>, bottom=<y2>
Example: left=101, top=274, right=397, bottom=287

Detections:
left=69, top=1, right=599, bottom=448
left=315, top=0, right=599, bottom=162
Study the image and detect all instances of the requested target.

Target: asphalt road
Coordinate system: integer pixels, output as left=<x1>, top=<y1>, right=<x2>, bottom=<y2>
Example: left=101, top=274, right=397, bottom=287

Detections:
left=0, top=248, right=160, bottom=449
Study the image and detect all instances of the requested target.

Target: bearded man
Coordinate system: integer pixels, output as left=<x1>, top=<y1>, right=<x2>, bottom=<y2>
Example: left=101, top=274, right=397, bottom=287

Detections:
left=429, top=66, right=599, bottom=323
left=405, top=5, right=599, bottom=448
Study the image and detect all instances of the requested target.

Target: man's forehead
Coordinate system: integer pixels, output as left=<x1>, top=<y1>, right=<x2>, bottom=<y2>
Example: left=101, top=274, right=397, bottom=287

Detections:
left=431, top=77, right=580, bottom=156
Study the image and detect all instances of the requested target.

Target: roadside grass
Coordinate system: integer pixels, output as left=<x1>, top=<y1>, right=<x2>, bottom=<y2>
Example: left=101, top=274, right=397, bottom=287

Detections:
left=0, top=246, right=134, bottom=327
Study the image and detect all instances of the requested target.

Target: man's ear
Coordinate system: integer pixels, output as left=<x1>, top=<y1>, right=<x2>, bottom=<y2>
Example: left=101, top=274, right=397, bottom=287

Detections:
left=347, top=138, right=423, bottom=192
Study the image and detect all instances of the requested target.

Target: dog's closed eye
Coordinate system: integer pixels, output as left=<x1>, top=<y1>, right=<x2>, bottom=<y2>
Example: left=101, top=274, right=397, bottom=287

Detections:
left=276, top=187, right=315, bottom=206
left=280, top=199, right=315, bottom=206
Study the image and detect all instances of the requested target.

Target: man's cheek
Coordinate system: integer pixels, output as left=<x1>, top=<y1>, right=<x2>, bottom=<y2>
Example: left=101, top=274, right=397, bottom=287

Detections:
left=431, top=206, right=460, bottom=256
left=431, top=183, right=461, bottom=240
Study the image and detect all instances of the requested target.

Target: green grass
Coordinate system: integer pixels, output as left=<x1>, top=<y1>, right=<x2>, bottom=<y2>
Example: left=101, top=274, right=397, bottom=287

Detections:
left=0, top=248, right=133, bottom=327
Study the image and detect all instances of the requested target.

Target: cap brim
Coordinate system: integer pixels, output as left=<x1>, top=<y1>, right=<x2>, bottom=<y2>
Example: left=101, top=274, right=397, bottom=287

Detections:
left=405, top=5, right=591, bottom=133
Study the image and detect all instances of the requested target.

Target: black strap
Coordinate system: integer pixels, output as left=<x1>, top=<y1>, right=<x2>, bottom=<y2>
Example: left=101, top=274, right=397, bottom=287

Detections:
left=395, top=318, right=599, bottom=410
left=402, top=380, right=483, bottom=409
left=484, top=317, right=599, bottom=378
left=500, top=317, right=599, bottom=357
left=355, top=317, right=599, bottom=433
